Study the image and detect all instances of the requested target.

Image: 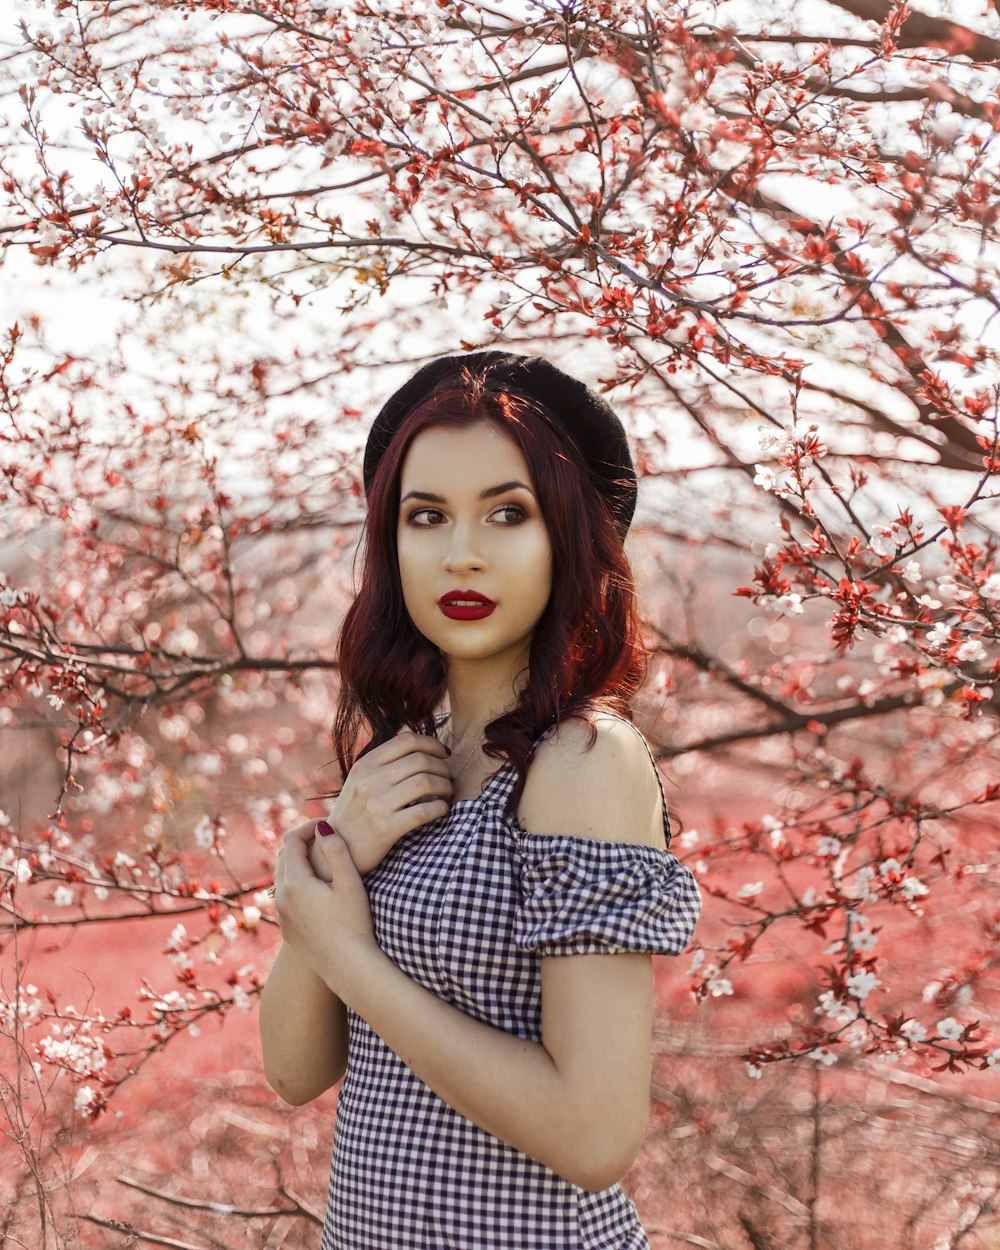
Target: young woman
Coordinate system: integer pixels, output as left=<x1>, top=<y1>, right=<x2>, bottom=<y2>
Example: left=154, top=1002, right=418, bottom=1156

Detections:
left=260, top=352, right=701, bottom=1250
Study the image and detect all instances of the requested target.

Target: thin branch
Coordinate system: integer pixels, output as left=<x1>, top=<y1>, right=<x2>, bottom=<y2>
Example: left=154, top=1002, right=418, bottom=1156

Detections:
left=76, top=1215, right=211, bottom=1250
left=822, top=0, right=1000, bottom=61
left=656, top=683, right=968, bottom=757
left=115, top=1174, right=316, bottom=1221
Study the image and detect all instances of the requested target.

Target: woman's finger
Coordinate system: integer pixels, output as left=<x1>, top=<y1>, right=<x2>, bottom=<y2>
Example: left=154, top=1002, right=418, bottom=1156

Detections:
left=395, top=770, right=452, bottom=811
left=385, top=751, right=453, bottom=786
left=395, top=797, right=450, bottom=831
left=367, top=731, right=451, bottom=766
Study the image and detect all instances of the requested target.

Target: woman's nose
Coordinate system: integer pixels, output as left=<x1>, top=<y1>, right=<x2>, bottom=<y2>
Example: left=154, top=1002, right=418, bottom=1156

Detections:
left=443, top=524, right=486, bottom=572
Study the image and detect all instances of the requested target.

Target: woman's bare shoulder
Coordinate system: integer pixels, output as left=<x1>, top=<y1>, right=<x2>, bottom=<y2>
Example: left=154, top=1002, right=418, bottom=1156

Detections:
left=518, top=712, right=664, bottom=849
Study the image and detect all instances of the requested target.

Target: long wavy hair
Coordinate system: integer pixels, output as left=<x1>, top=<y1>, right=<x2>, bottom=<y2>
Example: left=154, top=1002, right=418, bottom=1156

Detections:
left=333, top=362, right=646, bottom=811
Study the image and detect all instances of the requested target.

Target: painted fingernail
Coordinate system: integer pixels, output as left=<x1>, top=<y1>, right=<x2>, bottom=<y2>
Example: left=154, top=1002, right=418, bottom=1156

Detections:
left=443, top=746, right=452, bottom=756
left=316, top=820, right=336, bottom=838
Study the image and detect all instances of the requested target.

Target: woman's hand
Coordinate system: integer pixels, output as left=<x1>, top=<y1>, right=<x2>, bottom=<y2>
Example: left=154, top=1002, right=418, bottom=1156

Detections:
left=273, top=820, right=377, bottom=995
left=324, top=730, right=453, bottom=875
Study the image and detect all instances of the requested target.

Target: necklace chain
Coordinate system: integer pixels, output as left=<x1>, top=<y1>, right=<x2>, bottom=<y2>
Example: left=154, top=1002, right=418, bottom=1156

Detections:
left=441, top=718, right=484, bottom=780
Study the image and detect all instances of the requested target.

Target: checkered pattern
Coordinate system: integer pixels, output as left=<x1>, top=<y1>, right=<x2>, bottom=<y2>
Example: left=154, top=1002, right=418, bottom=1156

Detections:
left=321, top=716, right=701, bottom=1250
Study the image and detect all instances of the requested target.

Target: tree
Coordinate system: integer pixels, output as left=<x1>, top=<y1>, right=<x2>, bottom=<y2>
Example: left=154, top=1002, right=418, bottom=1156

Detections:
left=1, top=1, right=999, bottom=1245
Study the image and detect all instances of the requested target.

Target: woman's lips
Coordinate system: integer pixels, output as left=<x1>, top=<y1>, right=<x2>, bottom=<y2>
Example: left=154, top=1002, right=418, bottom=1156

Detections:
left=438, top=591, right=496, bottom=621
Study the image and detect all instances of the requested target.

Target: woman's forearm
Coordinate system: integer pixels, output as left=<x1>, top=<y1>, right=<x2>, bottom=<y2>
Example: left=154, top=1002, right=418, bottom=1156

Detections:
left=260, top=940, right=350, bottom=1105
left=326, top=939, right=626, bottom=1191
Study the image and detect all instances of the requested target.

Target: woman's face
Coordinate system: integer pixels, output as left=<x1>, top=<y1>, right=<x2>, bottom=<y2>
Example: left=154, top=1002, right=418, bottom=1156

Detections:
left=396, top=421, right=553, bottom=676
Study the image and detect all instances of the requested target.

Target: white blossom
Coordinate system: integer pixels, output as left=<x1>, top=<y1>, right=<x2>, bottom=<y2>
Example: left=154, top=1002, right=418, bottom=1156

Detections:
left=817, top=836, right=841, bottom=857
left=955, top=639, right=986, bottom=663
left=879, top=858, right=902, bottom=877
left=193, top=816, right=217, bottom=850
left=75, top=1085, right=96, bottom=1115
left=241, top=905, right=262, bottom=929
left=851, top=866, right=878, bottom=902
left=756, top=426, right=787, bottom=456
left=868, top=535, right=890, bottom=558
left=846, top=969, right=879, bottom=999
left=925, top=621, right=951, bottom=647
left=736, top=881, right=763, bottom=900
left=746, top=1063, right=763, bottom=1079
left=53, top=885, right=75, bottom=907
left=811, top=1047, right=837, bottom=1066
left=232, top=986, right=252, bottom=1012
left=985, top=1048, right=1000, bottom=1070
left=900, top=876, right=928, bottom=900
left=900, top=561, right=922, bottom=584
left=900, top=1019, right=927, bottom=1043
left=0, top=587, right=19, bottom=607
left=930, top=112, right=962, bottom=143
left=707, top=975, right=733, bottom=998
left=936, top=1017, right=963, bottom=1040
left=980, top=573, right=1000, bottom=600
left=753, top=464, right=778, bottom=491
left=817, top=991, right=854, bottom=1025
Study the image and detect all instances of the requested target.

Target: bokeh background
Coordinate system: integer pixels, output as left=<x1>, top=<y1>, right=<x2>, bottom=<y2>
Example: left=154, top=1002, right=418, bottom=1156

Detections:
left=2, top=1, right=999, bottom=1246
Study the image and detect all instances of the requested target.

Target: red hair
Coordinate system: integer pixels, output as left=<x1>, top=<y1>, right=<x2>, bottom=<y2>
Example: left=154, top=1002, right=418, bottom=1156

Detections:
left=333, top=365, right=646, bottom=810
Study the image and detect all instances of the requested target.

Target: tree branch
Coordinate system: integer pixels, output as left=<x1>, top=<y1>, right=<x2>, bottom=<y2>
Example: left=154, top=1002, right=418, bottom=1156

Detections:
left=821, top=0, right=1000, bottom=60
left=116, top=1174, right=322, bottom=1222
left=76, top=1216, right=211, bottom=1250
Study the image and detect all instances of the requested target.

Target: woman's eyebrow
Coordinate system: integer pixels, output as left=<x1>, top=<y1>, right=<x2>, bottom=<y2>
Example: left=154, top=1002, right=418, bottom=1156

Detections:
left=397, top=490, right=445, bottom=505
left=481, top=479, right=533, bottom=499
left=400, top=480, right=534, bottom=504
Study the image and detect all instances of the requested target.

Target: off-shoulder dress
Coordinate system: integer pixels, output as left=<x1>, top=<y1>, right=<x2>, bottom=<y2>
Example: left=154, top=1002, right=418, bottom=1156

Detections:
left=320, top=715, right=701, bottom=1250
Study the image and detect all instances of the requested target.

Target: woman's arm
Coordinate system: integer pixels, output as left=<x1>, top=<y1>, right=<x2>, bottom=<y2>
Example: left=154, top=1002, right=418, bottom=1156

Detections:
left=259, top=937, right=349, bottom=1105
left=261, top=733, right=452, bottom=1102
left=284, top=716, right=664, bottom=1190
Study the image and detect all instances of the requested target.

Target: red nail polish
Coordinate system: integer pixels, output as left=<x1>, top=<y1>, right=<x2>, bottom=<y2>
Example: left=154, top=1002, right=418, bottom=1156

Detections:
left=444, top=746, right=452, bottom=756
left=317, top=819, right=336, bottom=837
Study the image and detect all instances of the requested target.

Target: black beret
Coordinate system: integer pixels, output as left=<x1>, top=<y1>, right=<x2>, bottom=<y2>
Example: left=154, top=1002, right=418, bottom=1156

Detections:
left=363, top=351, right=637, bottom=536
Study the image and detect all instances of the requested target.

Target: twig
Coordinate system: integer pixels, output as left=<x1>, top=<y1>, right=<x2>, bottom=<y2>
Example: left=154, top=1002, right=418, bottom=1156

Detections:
left=705, top=1153, right=809, bottom=1218
left=77, top=1215, right=211, bottom=1250
left=116, top=1175, right=297, bottom=1217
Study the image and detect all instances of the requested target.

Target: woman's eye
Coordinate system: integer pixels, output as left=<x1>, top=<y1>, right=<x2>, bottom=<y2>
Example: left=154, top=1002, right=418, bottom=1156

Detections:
left=491, top=504, right=526, bottom=524
left=407, top=508, right=446, bottom=526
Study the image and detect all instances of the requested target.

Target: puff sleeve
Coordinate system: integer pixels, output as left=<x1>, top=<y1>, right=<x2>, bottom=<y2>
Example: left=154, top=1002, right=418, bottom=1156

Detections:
left=512, top=826, right=702, bottom=958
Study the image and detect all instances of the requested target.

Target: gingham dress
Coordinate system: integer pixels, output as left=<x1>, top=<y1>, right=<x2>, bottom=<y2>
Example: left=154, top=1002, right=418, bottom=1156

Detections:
left=321, top=716, right=702, bottom=1250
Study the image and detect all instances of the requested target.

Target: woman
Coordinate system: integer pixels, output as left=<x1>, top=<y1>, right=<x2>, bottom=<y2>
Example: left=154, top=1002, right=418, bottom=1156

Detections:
left=260, top=351, right=701, bottom=1250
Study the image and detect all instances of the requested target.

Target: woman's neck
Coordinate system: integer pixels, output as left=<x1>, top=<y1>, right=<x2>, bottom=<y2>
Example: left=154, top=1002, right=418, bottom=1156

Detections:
left=443, top=653, right=527, bottom=743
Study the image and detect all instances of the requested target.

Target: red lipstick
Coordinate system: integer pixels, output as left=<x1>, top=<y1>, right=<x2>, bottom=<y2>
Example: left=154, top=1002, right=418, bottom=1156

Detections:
left=438, top=589, right=496, bottom=621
